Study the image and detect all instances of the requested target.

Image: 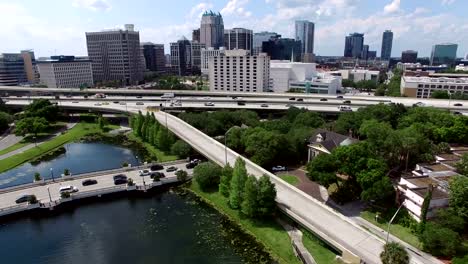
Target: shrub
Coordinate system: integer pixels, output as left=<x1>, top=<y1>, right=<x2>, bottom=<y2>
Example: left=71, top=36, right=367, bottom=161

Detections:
left=127, top=178, right=135, bottom=186
left=28, top=195, right=38, bottom=204
left=33, top=172, right=41, bottom=181
left=60, top=192, right=70, bottom=199
left=194, top=162, right=222, bottom=191
left=122, top=162, right=129, bottom=167
left=176, top=170, right=188, bottom=182
left=420, top=222, right=462, bottom=257
left=63, top=168, right=70, bottom=176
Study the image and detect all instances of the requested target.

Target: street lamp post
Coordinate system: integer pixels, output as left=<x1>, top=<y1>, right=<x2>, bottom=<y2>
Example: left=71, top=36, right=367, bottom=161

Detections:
left=50, top=168, right=55, bottom=182
left=135, top=155, right=139, bottom=166
left=386, top=202, right=405, bottom=244
left=47, top=186, right=52, bottom=203
left=224, top=126, right=240, bottom=166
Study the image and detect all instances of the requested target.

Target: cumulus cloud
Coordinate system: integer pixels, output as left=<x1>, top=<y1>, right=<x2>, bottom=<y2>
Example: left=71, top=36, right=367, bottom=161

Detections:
left=221, top=0, right=252, bottom=17
left=72, top=0, right=111, bottom=12
left=384, top=0, right=400, bottom=14
left=189, top=2, right=213, bottom=18
left=441, top=0, right=456, bottom=5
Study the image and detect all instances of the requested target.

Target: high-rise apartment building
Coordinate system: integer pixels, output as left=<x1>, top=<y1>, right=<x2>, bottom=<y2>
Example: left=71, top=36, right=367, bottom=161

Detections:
left=200, top=11, right=224, bottom=49
left=430, top=43, right=458, bottom=66
left=85, top=24, right=143, bottom=86
left=0, top=53, right=27, bottom=86
left=224, top=28, right=253, bottom=53
left=253, top=32, right=281, bottom=55
left=361, top=45, right=369, bottom=61
left=262, top=38, right=302, bottom=62
left=141, top=43, right=166, bottom=73
left=295, top=20, right=314, bottom=62
left=209, top=49, right=270, bottom=93
left=201, top=47, right=225, bottom=75
left=381, top=30, right=393, bottom=60
left=170, top=37, right=205, bottom=76
left=401, top=50, right=418, bottom=63
left=344, top=33, right=364, bottom=59
left=192, top=29, right=200, bottom=43
left=36, top=55, right=93, bottom=88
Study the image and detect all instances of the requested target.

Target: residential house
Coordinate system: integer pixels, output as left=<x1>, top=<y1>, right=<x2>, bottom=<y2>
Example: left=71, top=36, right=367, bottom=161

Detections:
left=307, top=128, right=358, bottom=162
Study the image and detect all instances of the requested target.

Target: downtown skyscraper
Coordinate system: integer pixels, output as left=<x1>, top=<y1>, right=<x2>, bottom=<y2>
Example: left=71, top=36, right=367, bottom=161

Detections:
left=344, top=33, right=364, bottom=59
left=200, top=11, right=224, bottom=49
left=381, top=30, right=393, bottom=60
left=295, top=20, right=315, bottom=62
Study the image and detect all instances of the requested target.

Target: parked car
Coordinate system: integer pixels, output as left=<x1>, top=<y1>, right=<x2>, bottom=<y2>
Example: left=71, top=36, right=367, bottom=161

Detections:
left=272, top=166, right=286, bottom=172
left=343, top=100, right=351, bottom=104
left=113, top=101, right=119, bottom=104
left=296, top=98, right=304, bottom=102
left=139, top=169, right=150, bottom=176
left=113, top=174, right=128, bottom=185
left=59, top=185, right=78, bottom=194
left=72, top=101, right=79, bottom=103
left=150, top=172, right=165, bottom=179
left=82, top=179, right=98, bottom=186
left=136, top=96, right=143, bottom=98
left=261, top=103, right=269, bottom=107
left=15, top=194, right=35, bottom=204
left=454, top=103, right=463, bottom=107
left=204, top=102, right=215, bottom=106
left=166, top=166, right=178, bottom=172
left=136, top=102, right=144, bottom=105
left=320, top=98, right=328, bottom=101
left=186, top=162, right=197, bottom=169
left=150, top=164, right=164, bottom=171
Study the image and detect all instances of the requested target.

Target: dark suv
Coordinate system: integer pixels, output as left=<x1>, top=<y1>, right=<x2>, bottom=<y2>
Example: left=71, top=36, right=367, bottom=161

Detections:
left=113, top=174, right=128, bottom=185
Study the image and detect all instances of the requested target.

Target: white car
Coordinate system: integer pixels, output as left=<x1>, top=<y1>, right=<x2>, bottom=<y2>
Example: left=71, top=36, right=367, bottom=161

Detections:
left=94, top=103, right=102, bottom=106
left=139, top=169, right=150, bottom=176
left=59, top=185, right=78, bottom=194
left=272, top=166, right=286, bottom=172
left=204, top=102, right=215, bottom=106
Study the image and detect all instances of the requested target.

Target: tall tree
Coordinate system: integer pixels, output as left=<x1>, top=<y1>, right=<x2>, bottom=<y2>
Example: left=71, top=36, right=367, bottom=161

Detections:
left=229, top=158, right=248, bottom=209
left=241, top=175, right=259, bottom=217
left=15, top=117, right=49, bottom=137
left=170, top=140, right=191, bottom=157
left=194, top=162, right=222, bottom=191
left=219, top=164, right=233, bottom=197
left=419, top=185, right=433, bottom=232
left=449, top=175, right=468, bottom=219
left=257, top=175, right=277, bottom=217
left=380, top=242, right=410, bottom=264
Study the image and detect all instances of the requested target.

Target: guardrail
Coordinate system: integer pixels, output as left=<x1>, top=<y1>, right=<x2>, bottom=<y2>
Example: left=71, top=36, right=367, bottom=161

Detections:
left=0, top=203, right=39, bottom=216
left=0, top=160, right=187, bottom=195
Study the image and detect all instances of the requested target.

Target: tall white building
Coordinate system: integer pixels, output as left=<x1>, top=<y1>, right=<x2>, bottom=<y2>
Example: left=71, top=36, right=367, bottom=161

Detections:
left=201, top=47, right=225, bottom=75
left=36, top=56, right=93, bottom=88
left=270, top=61, right=341, bottom=94
left=209, top=49, right=270, bottom=93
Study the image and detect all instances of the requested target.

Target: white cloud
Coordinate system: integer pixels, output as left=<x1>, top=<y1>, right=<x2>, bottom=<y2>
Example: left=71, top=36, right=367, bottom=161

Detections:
left=441, top=0, right=456, bottom=5
left=221, top=0, right=252, bottom=17
left=189, top=2, right=213, bottom=18
left=72, top=0, right=111, bottom=12
left=384, top=0, right=400, bottom=14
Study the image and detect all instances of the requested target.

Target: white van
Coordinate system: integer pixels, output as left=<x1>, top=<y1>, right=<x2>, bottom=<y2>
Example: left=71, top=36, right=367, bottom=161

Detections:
left=59, top=185, right=78, bottom=194
left=161, top=93, right=175, bottom=99
left=338, top=105, right=353, bottom=112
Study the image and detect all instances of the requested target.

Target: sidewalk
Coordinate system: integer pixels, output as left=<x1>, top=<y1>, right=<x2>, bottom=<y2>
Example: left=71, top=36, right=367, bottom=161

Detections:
left=0, top=123, right=77, bottom=160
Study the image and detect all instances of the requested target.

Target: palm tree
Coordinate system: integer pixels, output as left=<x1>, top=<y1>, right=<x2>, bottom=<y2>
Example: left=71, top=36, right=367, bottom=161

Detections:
left=380, top=242, right=410, bottom=264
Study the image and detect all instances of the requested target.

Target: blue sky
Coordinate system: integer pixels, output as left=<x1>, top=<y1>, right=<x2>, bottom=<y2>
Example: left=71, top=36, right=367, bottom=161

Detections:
left=0, top=0, right=467, bottom=58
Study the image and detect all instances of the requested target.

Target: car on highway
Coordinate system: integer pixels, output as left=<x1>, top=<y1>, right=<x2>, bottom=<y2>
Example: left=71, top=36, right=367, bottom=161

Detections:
left=136, top=96, right=143, bottom=98
left=454, top=103, right=463, bottom=107
left=237, top=101, right=246, bottom=106
left=59, top=185, right=78, bottom=194
left=272, top=166, right=286, bottom=172
left=413, top=102, right=425, bottom=107
left=204, top=102, right=215, bottom=106
left=72, top=101, right=79, bottom=103
left=320, top=98, right=328, bottom=101
left=166, top=166, right=178, bottom=172
left=289, top=97, right=295, bottom=100
left=120, top=102, right=126, bottom=105
left=202, top=97, right=211, bottom=100
left=453, top=111, right=462, bottom=115
left=113, top=174, right=128, bottom=185
left=82, top=179, right=98, bottom=186
left=94, top=103, right=102, bottom=106
left=231, top=96, right=237, bottom=99
left=139, top=169, right=151, bottom=176
left=150, top=172, right=165, bottom=179
left=261, top=103, right=269, bottom=107
left=150, top=164, right=164, bottom=171
left=343, top=100, right=351, bottom=104
left=338, top=105, right=353, bottom=112
left=113, top=101, right=119, bottom=104
left=136, top=102, right=144, bottom=105
left=296, top=98, right=304, bottom=102
left=15, top=194, right=36, bottom=204
left=336, top=95, right=343, bottom=99
left=102, top=102, right=109, bottom=105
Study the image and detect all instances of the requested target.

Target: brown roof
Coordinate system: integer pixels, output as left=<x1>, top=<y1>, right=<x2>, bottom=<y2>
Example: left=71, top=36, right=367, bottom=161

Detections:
left=404, top=176, right=438, bottom=188
left=422, top=163, right=452, bottom=172
left=309, top=128, right=358, bottom=152
left=412, top=188, right=448, bottom=200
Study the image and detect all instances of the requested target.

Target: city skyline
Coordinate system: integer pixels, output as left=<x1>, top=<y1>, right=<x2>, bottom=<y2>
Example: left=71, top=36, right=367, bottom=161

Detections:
left=0, top=0, right=467, bottom=57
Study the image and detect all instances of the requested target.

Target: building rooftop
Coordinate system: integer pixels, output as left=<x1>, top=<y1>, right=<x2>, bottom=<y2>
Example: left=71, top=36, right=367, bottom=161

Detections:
left=403, top=76, right=468, bottom=84
left=420, top=163, right=452, bottom=172
left=412, top=187, right=449, bottom=200
left=404, top=176, right=439, bottom=188
left=436, top=153, right=461, bottom=161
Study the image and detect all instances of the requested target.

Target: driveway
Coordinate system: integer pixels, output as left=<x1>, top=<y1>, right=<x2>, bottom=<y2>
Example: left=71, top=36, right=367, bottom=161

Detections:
left=277, top=167, right=324, bottom=202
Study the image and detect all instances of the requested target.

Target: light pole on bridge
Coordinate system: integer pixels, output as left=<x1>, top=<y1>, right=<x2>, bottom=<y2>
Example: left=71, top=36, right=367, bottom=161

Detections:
left=224, top=126, right=240, bottom=166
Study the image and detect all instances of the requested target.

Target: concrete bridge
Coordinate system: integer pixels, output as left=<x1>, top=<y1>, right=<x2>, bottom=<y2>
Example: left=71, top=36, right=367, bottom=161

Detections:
left=0, top=160, right=193, bottom=218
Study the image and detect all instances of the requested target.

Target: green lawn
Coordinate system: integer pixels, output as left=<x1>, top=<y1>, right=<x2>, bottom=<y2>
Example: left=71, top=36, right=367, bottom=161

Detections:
left=0, top=122, right=106, bottom=173
left=301, top=228, right=340, bottom=264
left=127, top=133, right=178, bottom=162
left=189, top=181, right=302, bottom=264
left=361, top=211, right=422, bottom=249
left=0, top=141, right=30, bottom=156
left=278, top=174, right=300, bottom=186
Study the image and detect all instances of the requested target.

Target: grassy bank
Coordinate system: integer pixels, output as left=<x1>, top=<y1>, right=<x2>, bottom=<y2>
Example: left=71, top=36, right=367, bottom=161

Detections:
left=361, top=210, right=422, bottom=249
left=188, top=181, right=301, bottom=264
left=278, top=174, right=300, bottom=186
left=127, top=133, right=178, bottom=162
left=0, top=122, right=106, bottom=173
left=301, top=228, right=340, bottom=264
left=0, top=141, right=29, bottom=156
